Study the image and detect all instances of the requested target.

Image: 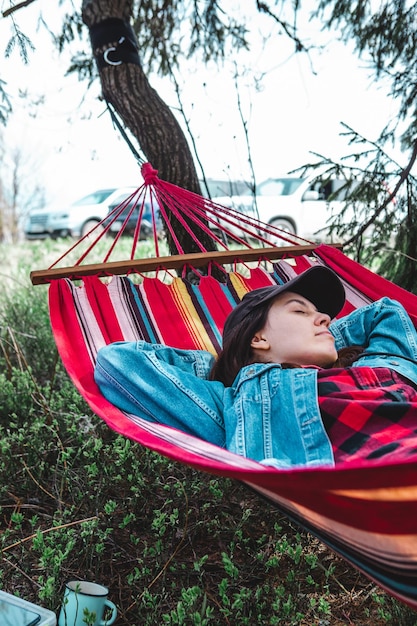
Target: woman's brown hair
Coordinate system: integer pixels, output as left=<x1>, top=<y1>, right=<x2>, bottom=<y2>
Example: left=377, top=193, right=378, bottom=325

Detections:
left=209, top=299, right=274, bottom=387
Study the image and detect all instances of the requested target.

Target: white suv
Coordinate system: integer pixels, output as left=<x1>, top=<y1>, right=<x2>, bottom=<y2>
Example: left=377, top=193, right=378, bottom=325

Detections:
left=213, top=174, right=354, bottom=242
left=24, top=187, right=138, bottom=239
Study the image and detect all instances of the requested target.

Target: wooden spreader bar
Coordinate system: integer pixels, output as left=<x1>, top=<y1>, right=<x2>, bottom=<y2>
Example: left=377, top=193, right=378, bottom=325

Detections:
left=30, top=244, right=343, bottom=285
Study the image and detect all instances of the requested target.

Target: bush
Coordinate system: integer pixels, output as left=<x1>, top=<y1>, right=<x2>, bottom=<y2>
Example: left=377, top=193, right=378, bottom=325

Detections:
left=1, top=242, right=416, bottom=625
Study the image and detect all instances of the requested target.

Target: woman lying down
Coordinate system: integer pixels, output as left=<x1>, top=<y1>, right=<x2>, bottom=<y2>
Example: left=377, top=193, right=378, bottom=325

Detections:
left=94, top=266, right=417, bottom=469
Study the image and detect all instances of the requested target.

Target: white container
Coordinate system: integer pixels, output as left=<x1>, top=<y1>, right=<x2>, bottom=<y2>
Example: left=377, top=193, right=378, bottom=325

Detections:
left=0, top=589, right=56, bottom=626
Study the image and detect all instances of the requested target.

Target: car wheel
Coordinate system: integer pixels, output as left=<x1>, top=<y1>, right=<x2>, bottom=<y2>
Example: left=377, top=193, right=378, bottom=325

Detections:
left=267, top=218, right=296, bottom=246
left=80, top=220, right=106, bottom=239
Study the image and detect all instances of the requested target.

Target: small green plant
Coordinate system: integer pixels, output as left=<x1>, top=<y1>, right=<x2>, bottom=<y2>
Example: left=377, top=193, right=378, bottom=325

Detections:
left=82, top=607, right=97, bottom=626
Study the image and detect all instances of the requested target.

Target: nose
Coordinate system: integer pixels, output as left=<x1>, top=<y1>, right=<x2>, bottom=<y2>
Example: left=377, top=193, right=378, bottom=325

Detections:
left=315, top=311, right=331, bottom=327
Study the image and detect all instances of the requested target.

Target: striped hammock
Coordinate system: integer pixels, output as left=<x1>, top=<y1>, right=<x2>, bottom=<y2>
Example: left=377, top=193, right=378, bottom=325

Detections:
left=48, top=242, right=417, bottom=610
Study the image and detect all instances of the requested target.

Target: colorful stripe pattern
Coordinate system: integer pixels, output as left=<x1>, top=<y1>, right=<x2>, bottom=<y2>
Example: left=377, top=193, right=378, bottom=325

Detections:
left=48, top=244, right=417, bottom=609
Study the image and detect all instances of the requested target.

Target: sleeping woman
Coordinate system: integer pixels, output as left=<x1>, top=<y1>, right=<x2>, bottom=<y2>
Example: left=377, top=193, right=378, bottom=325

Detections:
left=94, top=266, right=417, bottom=469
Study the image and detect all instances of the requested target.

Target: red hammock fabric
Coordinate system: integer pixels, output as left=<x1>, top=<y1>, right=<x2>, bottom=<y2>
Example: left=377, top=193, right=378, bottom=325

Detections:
left=49, top=245, right=417, bottom=609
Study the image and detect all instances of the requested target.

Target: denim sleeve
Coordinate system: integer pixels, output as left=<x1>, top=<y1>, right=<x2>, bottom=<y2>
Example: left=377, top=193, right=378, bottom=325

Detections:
left=94, top=341, right=226, bottom=447
left=330, top=297, right=417, bottom=362
left=128, top=341, right=216, bottom=378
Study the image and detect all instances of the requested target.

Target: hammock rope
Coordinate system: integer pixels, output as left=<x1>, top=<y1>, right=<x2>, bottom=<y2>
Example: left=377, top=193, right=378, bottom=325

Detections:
left=30, top=162, right=320, bottom=285
left=31, top=164, right=417, bottom=609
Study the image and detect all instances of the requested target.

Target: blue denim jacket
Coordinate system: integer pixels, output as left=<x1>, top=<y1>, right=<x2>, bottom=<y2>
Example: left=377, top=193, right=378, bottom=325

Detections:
left=94, top=297, right=417, bottom=469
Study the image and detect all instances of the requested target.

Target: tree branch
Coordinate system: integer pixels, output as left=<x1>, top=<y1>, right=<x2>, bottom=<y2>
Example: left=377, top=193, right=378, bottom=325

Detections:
left=345, top=139, right=417, bottom=246
left=2, top=0, right=37, bottom=19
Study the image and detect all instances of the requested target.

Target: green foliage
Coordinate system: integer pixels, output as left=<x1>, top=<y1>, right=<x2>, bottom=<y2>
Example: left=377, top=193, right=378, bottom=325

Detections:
left=1, top=242, right=417, bottom=625
left=4, top=26, right=35, bottom=63
left=303, top=123, right=417, bottom=292
left=0, top=286, right=59, bottom=384
left=0, top=77, right=12, bottom=125
left=55, top=11, right=85, bottom=54
left=378, top=184, right=417, bottom=293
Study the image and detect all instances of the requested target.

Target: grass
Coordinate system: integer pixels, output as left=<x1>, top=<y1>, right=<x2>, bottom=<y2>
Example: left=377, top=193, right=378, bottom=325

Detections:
left=1, top=239, right=417, bottom=625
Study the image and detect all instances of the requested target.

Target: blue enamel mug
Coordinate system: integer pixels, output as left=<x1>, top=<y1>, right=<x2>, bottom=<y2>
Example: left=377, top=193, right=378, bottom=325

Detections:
left=58, top=581, right=117, bottom=626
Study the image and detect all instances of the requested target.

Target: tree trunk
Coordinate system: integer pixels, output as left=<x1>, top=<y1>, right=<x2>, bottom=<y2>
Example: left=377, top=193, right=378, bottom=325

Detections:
left=81, top=0, right=218, bottom=257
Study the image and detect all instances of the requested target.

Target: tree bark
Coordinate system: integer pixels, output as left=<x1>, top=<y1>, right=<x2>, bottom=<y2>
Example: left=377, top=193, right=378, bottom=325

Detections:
left=81, top=0, right=218, bottom=257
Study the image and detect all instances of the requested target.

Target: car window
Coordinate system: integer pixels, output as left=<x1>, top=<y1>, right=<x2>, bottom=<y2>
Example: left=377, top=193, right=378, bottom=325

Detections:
left=307, top=178, right=356, bottom=201
left=202, top=179, right=251, bottom=197
left=73, top=189, right=116, bottom=206
left=259, top=178, right=305, bottom=196
left=308, top=180, right=332, bottom=200
left=107, top=197, right=160, bottom=222
left=110, top=194, right=134, bottom=207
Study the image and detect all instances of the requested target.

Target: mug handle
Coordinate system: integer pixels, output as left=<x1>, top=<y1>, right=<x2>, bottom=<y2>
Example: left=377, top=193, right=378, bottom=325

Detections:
left=99, top=599, right=117, bottom=626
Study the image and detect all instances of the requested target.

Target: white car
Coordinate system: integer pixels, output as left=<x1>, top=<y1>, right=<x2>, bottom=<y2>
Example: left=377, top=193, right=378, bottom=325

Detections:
left=212, top=174, right=356, bottom=242
left=24, top=187, right=138, bottom=239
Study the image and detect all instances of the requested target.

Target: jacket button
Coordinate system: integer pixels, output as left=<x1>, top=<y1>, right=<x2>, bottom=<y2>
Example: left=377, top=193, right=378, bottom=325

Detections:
left=389, top=360, right=399, bottom=366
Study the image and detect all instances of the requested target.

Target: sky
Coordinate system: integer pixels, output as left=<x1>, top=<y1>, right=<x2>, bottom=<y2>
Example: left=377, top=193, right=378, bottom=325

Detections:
left=0, top=1, right=405, bottom=208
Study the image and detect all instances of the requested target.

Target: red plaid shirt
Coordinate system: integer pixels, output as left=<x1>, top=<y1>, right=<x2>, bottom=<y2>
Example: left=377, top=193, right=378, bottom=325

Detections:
left=318, top=367, right=417, bottom=465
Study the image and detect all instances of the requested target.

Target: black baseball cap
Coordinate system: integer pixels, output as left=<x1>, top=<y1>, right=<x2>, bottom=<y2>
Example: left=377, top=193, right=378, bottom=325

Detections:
left=223, top=266, right=345, bottom=342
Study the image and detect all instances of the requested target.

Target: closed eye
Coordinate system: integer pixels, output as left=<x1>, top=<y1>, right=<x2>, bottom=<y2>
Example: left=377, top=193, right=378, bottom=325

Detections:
left=284, top=297, right=316, bottom=314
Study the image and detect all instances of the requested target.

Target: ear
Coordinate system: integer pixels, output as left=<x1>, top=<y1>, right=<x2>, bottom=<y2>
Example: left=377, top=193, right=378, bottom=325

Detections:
left=250, top=333, right=270, bottom=351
